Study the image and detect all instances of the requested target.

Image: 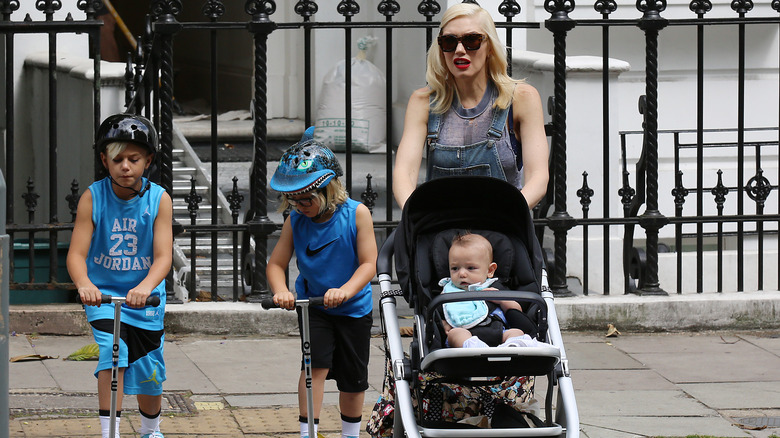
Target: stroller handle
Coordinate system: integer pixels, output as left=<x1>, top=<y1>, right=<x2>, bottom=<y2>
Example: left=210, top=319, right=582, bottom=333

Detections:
left=376, top=229, right=396, bottom=275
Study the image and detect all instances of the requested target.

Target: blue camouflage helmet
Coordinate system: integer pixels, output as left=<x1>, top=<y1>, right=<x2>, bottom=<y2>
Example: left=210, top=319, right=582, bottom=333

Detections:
left=270, top=127, right=343, bottom=194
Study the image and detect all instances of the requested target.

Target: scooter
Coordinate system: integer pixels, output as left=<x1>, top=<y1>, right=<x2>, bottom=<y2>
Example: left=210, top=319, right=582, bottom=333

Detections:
left=262, top=296, right=324, bottom=438
left=83, top=294, right=161, bottom=438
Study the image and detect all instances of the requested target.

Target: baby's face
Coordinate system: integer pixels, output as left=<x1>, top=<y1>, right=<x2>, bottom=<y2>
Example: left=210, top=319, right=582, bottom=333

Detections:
left=448, top=244, right=495, bottom=289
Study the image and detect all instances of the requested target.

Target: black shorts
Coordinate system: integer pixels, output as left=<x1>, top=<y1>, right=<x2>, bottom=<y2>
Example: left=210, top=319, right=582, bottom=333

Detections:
left=297, top=307, right=373, bottom=393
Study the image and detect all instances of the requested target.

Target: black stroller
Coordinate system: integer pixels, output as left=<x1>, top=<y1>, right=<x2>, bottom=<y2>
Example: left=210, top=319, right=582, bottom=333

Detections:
left=374, top=176, right=579, bottom=437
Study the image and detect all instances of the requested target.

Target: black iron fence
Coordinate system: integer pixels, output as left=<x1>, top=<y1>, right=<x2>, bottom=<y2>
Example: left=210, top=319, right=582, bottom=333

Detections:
left=1, top=0, right=779, bottom=303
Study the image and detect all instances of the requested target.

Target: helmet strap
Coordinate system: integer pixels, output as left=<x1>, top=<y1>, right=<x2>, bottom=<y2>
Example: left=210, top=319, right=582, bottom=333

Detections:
left=108, top=175, right=151, bottom=198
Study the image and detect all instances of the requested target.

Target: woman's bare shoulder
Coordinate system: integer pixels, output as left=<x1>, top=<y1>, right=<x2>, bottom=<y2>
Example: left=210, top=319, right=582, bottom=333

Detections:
left=513, top=82, right=542, bottom=101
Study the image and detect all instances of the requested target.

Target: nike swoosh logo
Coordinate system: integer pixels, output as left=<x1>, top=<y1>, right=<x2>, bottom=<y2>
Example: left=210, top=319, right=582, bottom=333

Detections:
left=305, top=238, right=338, bottom=257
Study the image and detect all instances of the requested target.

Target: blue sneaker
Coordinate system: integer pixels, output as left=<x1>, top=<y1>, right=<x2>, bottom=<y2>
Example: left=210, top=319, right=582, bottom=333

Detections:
left=141, top=432, right=165, bottom=438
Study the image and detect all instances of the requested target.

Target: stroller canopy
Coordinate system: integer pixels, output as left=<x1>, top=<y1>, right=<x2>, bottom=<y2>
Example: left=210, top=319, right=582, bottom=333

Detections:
left=394, top=176, right=544, bottom=309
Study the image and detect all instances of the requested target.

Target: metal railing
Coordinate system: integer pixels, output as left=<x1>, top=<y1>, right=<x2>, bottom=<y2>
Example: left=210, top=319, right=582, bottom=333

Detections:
left=2, top=0, right=779, bottom=301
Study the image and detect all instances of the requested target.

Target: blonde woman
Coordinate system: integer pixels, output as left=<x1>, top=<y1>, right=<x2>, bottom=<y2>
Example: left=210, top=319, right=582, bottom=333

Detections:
left=393, top=2, right=549, bottom=210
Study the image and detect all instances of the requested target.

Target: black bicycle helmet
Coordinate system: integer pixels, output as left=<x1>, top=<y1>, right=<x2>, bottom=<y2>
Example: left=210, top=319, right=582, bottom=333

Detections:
left=95, top=113, right=159, bottom=155
left=270, top=127, right=343, bottom=194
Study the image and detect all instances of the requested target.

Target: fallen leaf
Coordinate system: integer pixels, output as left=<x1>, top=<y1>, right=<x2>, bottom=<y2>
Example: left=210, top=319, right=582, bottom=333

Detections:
left=10, top=354, right=59, bottom=362
left=720, top=336, right=739, bottom=344
left=66, top=343, right=100, bottom=361
left=606, top=323, right=621, bottom=337
left=399, top=327, right=414, bottom=337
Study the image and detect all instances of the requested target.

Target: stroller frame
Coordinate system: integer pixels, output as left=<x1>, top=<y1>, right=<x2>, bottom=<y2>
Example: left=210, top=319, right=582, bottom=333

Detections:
left=376, top=177, right=579, bottom=438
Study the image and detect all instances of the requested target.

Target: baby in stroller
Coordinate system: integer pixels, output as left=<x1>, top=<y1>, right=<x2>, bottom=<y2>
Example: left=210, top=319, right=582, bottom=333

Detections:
left=373, top=176, right=579, bottom=437
left=441, top=231, right=538, bottom=349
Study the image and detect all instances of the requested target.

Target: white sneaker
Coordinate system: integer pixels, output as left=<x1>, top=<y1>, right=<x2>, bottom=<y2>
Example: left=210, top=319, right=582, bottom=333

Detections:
left=462, top=336, right=489, bottom=348
left=499, top=334, right=543, bottom=348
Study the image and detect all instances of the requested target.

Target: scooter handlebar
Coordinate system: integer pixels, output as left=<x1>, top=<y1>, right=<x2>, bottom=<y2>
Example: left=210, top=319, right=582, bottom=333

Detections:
left=261, top=296, right=325, bottom=309
left=78, top=295, right=161, bottom=307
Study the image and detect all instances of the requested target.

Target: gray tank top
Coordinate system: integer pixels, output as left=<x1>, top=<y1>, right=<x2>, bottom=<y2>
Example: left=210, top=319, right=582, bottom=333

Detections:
left=437, top=82, right=523, bottom=189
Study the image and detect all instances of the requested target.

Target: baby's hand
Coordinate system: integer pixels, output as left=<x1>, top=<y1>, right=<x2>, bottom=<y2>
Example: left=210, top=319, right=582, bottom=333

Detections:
left=273, top=290, right=296, bottom=310
left=323, top=288, right=348, bottom=309
left=78, top=285, right=103, bottom=307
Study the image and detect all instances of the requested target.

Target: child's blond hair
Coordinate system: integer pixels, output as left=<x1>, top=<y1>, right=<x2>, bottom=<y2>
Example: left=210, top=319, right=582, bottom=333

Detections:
left=103, top=141, right=152, bottom=161
left=277, top=178, right=349, bottom=216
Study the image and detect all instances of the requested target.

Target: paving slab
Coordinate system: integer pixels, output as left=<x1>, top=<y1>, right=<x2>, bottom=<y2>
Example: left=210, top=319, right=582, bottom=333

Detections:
left=583, top=415, right=752, bottom=437
left=569, top=369, right=676, bottom=391
left=23, top=337, right=97, bottom=391
left=163, top=339, right=221, bottom=394
left=575, top=389, right=715, bottom=417
left=176, top=337, right=315, bottom=394
left=631, top=347, right=780, bottom=384
left=680, top=382, right=780, bottom=410
left=565, top=339, right=644, bottom=370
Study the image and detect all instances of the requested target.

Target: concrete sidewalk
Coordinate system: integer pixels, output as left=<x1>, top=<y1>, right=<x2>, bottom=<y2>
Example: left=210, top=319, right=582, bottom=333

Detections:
left=7, top=329, right=780, bottom=437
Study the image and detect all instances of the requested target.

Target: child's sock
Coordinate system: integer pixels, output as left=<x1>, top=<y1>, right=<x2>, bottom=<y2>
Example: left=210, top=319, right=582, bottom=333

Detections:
left=138, top=408, right=162, bottom=435
left=98, top=410, right=121, bottom=438
left=341, top=414, right=362, bottom=438
left=299, top=415, right=319, bottom=438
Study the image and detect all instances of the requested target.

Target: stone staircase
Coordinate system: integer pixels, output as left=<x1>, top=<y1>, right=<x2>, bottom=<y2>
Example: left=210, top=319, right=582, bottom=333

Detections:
left=169, top=125, right=248, bottom=302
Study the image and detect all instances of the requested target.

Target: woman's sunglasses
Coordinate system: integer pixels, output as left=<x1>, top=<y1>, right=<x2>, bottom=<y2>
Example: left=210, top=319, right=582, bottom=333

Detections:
left=286, top=195, right=315, bottom=207
left=438, top=33, right=485, bottom=52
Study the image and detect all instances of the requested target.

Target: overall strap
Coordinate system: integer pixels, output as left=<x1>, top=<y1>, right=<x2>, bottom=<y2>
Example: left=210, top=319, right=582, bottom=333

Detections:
left=427, top=95, right=442, bottom=143
left=487, top=103, right=511, bottom=139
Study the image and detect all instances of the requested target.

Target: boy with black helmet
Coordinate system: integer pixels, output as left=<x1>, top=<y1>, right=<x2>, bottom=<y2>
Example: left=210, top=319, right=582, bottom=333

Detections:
left=67, top=113, right=172, bottom=438
left=267, top=127, right=377, bottom=438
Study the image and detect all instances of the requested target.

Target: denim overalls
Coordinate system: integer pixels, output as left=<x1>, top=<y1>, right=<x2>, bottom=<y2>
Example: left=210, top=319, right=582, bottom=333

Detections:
left=425, top=100, right=514, bottom=183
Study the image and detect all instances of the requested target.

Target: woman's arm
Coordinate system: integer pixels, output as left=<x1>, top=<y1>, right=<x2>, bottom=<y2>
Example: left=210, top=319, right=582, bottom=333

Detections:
left=67, top=190, right=102, bottom=306
left=126, top=191, right=173, bottom=308
left=323, top=203, right=378, bottom=309
left=267, top=217, right=296, bottom=309
left=392, top=87, right=431, bottom=210
left=513, top=83, right=549, bottom=209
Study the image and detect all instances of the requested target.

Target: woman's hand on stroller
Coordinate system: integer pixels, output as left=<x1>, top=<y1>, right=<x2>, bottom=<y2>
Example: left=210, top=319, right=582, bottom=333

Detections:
left=273, top=290, right=296, bottom=310
left=323, top=288, right=349, bottom=309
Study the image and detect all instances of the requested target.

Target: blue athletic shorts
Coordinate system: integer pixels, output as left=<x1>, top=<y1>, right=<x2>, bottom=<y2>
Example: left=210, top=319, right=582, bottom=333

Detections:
left=90, top=319, right=166, bottom=396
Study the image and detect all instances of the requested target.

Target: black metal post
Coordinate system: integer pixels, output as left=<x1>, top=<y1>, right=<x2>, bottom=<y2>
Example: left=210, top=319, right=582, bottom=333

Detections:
left=635, top=0, right=668, bottom=296
left=2, top=1, right=17, bottom=223
left=544, top=0, right=576, bottom=297
left=732, top=0, right=752, bottom=292
left=379, top=0, right=399, bottom=222
left=151, top=0, right=182, bottom=301
left=246, top=0, right=277, bottom=301
left=577, top=172, right=593, bottom=295
left=596, top=0, right=616, bottom=294
left=690, top=0, right=711, bottom=293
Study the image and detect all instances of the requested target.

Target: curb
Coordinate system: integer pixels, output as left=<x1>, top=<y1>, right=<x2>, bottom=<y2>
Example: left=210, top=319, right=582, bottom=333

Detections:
left=555, top=290, right=780, bottom=332
left=8, top=291, right=780, bottom=335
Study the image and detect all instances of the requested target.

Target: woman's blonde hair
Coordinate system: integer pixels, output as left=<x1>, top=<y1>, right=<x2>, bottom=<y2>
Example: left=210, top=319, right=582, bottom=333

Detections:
left=277, top=178, right=349, bottom=216
left=425, top=3, right=519, bottom=114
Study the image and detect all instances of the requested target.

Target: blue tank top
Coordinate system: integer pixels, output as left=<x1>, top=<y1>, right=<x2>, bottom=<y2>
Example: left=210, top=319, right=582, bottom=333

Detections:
left=84, top=177, right=166, bottom=330
left=291, top=198, right=373, bottom=318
